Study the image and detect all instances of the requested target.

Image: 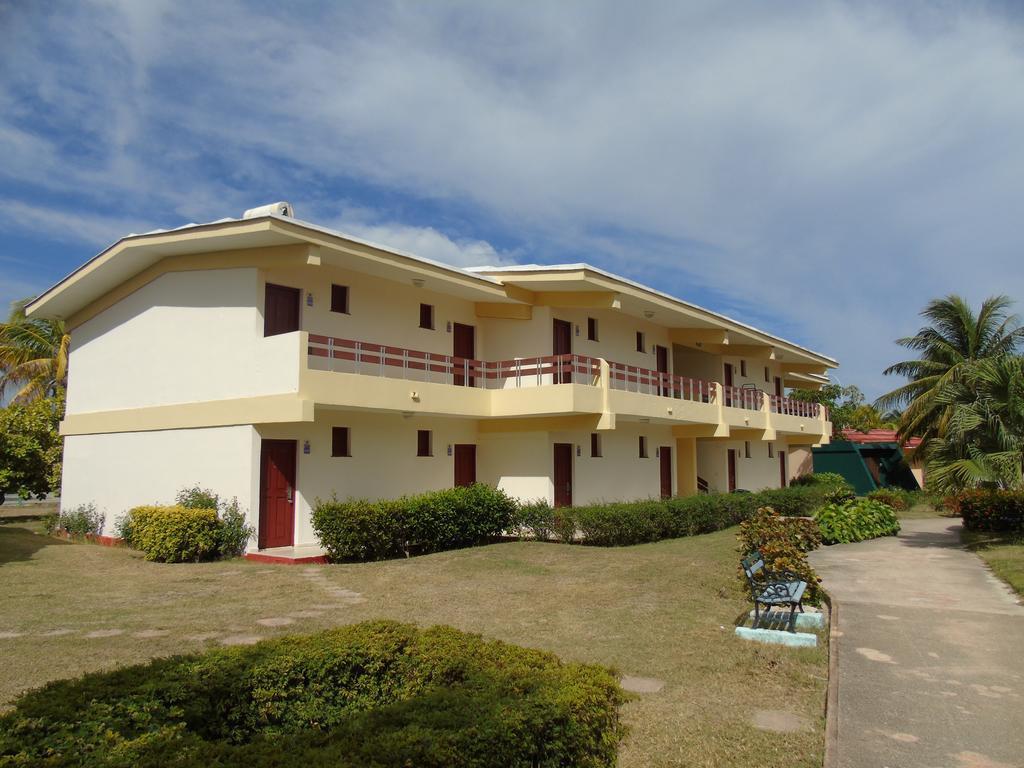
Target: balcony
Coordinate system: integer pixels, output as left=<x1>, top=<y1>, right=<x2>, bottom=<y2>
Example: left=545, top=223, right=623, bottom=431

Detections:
left=302, top=333, right=829, bottom=439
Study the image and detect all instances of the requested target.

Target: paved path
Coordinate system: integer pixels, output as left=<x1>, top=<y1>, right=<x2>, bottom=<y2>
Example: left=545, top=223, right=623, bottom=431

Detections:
left=809, top=517, right=1024, bottom=768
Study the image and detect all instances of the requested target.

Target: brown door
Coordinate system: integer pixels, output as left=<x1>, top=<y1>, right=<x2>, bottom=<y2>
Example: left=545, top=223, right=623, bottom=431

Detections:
left=553, top=443, right=573, bottom=507
left=264, top=284, right=301, bottom=337
left=258, top=439, right=297, bottom=549
left=774, top=376, right=783, bottom=398
left=552, top=318, right=572, bottom=384
left=655, top=345, right=669, bottom=396
left=723, top=363, right=734, bottom=407
left=452, top=323, right=476, bottom=386
left=727, top=449, right=737, bottom=492
left=454, top=444, right=477, bottom=487
left=659, top=446, right=673, bottom=498
left=779, top=451, right=787, bottom=488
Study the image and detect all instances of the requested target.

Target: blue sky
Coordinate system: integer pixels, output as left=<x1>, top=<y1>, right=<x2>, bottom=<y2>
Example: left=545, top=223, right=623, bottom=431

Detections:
left=2, top=1, right=1023, bottom=399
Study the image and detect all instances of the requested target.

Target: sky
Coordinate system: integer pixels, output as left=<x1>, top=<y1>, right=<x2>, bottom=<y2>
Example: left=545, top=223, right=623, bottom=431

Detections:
left=1, top=0, right=1023, bottom=400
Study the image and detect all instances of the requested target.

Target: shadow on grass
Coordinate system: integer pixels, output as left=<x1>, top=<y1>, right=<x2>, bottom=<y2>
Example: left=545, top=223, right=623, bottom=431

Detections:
left=894, top=523, right=965, bottom=550
left=0, top=524, right=69, bottom=566
left=961, top=529, right=1024, bottom=552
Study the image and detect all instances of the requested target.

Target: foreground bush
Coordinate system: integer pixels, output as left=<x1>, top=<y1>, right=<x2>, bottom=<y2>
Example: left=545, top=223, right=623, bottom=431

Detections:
left=815, top=498, right=900, bottom=544
left=313, top=483, right=517, bottom=561
left=0, top=621, right=627, bottom=768
left=737, top=507, right=822, bottom=604
left=52, top=503, right=104, bottom=538
left=957, top=490, right=1024, bottom=532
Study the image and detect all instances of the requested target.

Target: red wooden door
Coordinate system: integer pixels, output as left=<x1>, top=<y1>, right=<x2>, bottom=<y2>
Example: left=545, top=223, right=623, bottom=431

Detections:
left=779, top=451, right=788, bottom=488
left=452, top=323, right=475, bottom=386
left=258, top=439, right=296, bottom=549
left=454, top=444, right=477, bottom=487
left=655, top=345, right=669, bottom=395
left=552, top=319, right=572, bottom=384
left=727, top=449, right=737, bottom=492
left=264, top=283, right=300, bottom=337
left=659, top=446, right=673, bottom=498
left=774, top=376, right=783, bottom=398
left=553, top=443, right=573, bottom=507
left=723, top=363, right=734, bottom=407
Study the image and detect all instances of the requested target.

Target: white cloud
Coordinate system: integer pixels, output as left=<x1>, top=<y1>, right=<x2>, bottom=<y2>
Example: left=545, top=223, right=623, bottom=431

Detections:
left=3, top=1, right=1024, bottom=396
left=0, top=200, right=155, bottom=248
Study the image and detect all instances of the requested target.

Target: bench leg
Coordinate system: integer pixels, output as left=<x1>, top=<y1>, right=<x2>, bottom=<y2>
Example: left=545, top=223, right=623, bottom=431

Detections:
left=753, top=602, right=761, bottom=628
left=787, top=603, right=798, bottom=632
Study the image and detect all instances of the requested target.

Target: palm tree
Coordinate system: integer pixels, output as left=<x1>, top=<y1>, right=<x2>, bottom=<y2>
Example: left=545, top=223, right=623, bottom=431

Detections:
left=0, top=298, right=70, bottom=403
left=876, top=295, right=1024, bottom=450
left=925, top=355, right=1024, bottom=492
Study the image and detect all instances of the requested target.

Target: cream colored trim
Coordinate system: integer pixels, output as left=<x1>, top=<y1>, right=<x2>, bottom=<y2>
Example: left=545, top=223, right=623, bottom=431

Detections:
left=66, top=244, right=312, bottom=330
left=533, top=291, right=621, bottom=309
left=61, top=395, right=314, bottom=436
left=475, top=302, right=533, bottom=319
left=477, top=415, right=603, bottom=433
left=669, top=328, right=729, bottom=346
left=725, top=344, right=776, bottom=360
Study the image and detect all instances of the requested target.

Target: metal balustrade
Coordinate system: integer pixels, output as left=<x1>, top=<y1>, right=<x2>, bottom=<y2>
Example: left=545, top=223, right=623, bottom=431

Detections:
left=607, top=361, right=714, bottom=403
left=308, top=335, right=601, bottom=388
left=307, top=334, right=827, bottom=421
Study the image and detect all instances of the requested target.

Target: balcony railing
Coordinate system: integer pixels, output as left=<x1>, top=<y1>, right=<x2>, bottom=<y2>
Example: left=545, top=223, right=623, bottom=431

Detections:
left=769, top=395, right=821, bottom=418
left=308, top=335, right=601, bottom=388
left=607, top=361, right=714, bottom=404
left=722, top=385, right=763, bottom=411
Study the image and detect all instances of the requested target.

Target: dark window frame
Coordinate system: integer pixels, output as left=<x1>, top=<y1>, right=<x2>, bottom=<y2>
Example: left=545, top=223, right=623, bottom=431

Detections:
left=590, top=433, right=602, bottom=457
left=331, top=284, right=350, bottom=314
left=744, top=440, right=752, bottom=459
left=331, top=426, right=351, bottom=457
left=636, top=331, right=646, bottom=353
left=639, top=435, right=649, bottom=458
left=419, top=303, right=435, bottom=330
left=587, top=317, right=599, bottom=341
left=740, top=359, right=747, bottom=377
left=417, top=429, right=432, bottom=457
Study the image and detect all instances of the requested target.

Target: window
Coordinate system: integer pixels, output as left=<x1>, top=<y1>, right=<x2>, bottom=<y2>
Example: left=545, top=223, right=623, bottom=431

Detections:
left=587, top=317, right=599, bottom=341
left=417, top=429, right=432, bottom=456
left=590, top=433, right=602, bottom=457
left=639, top=435, right=648, bottom=458
left=740, top=359, right=747, bottom=377
left=331, top=284, right=349, bottom=314
left=419, top=303, right=434, bottom=330
left=744, top=440, right=751, bottom=459
left=768, top=442, right=775, bottom=459
left=636, top=331, right=646, bottom=352
left=764, top=366, right=770, bottom=383
left=331, top=427, right=351, bottom=457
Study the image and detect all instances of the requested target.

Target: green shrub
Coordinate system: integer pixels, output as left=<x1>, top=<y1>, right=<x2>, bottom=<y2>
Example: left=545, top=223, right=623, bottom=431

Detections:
left=313, top=484, right=517, bottom=562
left=754, top=486, right=825, bottom=517
left=176, top=484, right=221, bottom=510
left=514, top=499, right=555, bottom=540
left=56, top=503, right=104, bottom=538
left=218, top=498, right=254, bottom=557
left=866, top=488, right=913, bottom=511
left=957, top=490, right=1024, bottom=532
left=737, top=507, right=822, bottom=604
left=127, top=505, right=222, bottom=562
left=790, top=471, right=847, bottom=488
left=0, top=620, right=627, bottom=768
left=815, top=498, right=900, bottom=544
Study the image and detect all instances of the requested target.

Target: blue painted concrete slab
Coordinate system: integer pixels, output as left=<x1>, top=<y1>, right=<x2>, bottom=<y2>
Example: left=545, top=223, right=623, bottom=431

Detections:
left=735, top=626, right=818, bottom=647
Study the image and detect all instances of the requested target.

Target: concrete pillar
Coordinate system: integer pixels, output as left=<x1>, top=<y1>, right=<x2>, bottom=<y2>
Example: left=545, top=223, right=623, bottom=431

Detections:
left=675, top=436, right=698, bottom=496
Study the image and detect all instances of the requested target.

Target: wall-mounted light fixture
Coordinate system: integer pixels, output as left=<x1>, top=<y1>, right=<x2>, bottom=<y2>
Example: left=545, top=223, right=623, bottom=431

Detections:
left=401, top=411, right=414, bottom=419
left=575, top=324, right=580, bottom=337
left=303, top=440, right=311, bottom=454
left=643, top=310, right=655, bottom=320
left=446, top=321, right=452, bottom=333
left=576, top=445, right=581, bottom=457
left=306, top=292, right=314, bottom=307
left=447, top=444, right=453, bottom=456
left=412, top=278, right=425, bottom=288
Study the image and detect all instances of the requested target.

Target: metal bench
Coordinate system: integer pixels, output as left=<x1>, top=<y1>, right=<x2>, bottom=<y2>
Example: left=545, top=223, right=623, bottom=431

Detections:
left=741, top=551, right=807, bottom=630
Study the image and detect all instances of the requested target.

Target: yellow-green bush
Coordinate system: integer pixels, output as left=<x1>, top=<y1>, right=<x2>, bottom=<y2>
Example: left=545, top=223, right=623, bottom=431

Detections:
left=127, top=505, right=222, bottom=562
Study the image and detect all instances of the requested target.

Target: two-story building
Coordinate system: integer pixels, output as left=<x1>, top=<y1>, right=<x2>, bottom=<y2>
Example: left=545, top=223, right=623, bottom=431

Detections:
left=27, top=204, right=836, bottom=559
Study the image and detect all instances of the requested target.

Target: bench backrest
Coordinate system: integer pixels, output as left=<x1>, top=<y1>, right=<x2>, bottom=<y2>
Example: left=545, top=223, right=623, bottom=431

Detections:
left=741, top=552, right=764, bottom=588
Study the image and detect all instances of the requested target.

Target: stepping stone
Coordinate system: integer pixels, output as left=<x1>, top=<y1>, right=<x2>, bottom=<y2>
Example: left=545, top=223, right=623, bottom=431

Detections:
left=84, top=629, right=124, bottom=638
left=289, top=610, right=323, bottom=619
left=256, top=617, right=295, bottom=627
left=186, top=632, right=221, bottom=641
left=620, top=675, right=665, bottom=693
left=752, top=709, right=811, bottom=733
left=133, top=629, right=171, bottom=639
left=220, top=635, right=261, bottom=646
left=40, top=629, right=76, bottom=637
left=0, top=631, right=23, bottom=639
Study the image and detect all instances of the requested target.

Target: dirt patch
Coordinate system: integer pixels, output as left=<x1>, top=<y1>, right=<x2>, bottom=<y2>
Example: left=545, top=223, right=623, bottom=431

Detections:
left=752, top=709, right=811, bottom=733
left=620, top=675, right=665, bottom=693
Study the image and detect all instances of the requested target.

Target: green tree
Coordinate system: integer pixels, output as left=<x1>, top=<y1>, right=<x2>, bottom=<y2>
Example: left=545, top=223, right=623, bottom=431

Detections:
left=876, top=295, right=1024, bottom=450
left=0, top=298, right=70, bottom=403
left=790, top=384, right=890, bottom=436
left=925, top=355, right=1024, bottom=492
left=0, top=390, right=64, bottom=502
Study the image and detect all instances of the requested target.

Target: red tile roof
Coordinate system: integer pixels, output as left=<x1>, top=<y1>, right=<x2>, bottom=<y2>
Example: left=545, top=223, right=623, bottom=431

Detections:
left=841, top=429, right=922, bottom=450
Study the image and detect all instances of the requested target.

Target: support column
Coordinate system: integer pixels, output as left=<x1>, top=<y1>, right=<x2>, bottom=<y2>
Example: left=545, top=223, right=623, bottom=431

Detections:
left=676, top=436, right=698, bottom=496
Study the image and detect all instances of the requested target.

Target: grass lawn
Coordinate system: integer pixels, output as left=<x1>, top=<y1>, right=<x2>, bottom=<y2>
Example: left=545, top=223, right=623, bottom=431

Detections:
left=898, top=502, right=954, bottom=519
left=0, top=512, right=826, bottom=767
left=961, top=528, right=1024, bottom=597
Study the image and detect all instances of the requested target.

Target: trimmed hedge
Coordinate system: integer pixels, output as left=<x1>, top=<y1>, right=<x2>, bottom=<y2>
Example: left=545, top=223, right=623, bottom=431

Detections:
left=0, top=621, right=627, bottom=768
left=815, top=498, right=900, bottom=544
left=737, top=507, right=822, bottom=604
left=313, top=483, right=517, bottom=561
left=126, top=505, right=222, bottom=562
left=957, top=490, right=1024, bottom=532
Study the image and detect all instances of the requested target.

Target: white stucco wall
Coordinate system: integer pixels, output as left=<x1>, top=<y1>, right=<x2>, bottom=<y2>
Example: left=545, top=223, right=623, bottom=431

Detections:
left=60, top=425, right=259, bottom=536
left=697, top=438, right=785, bottom=493
left=67, top=268, right=299, bottom=414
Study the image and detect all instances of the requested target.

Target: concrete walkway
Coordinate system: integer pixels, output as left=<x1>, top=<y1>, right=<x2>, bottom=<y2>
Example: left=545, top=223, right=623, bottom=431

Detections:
left=809, top=517, right=1024, bottom=768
